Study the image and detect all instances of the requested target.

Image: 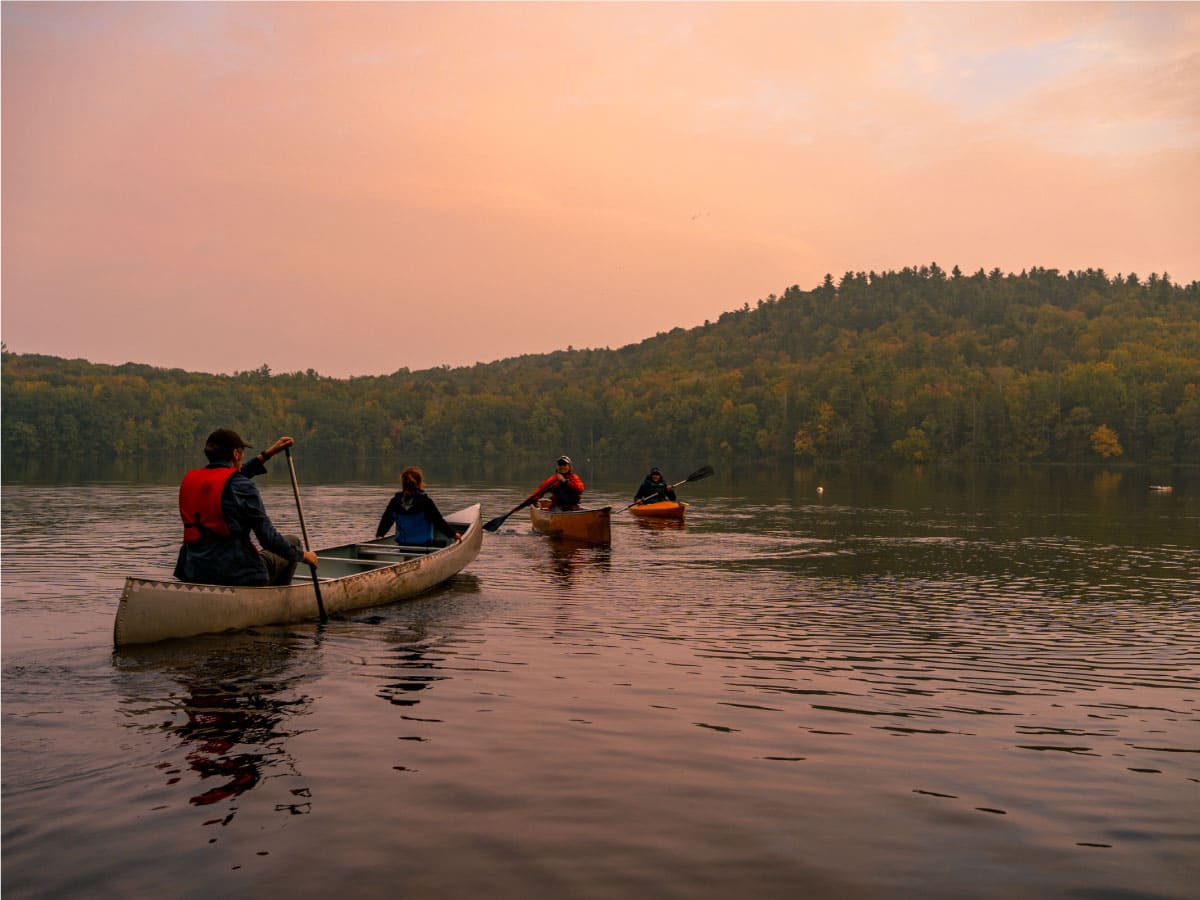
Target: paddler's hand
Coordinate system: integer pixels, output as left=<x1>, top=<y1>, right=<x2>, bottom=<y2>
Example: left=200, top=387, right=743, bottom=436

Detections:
left=302, top=549, right=319, bottom=568
left=453, top=532, right=463, bottom=542
left=263, top=436, right=295, bottom=460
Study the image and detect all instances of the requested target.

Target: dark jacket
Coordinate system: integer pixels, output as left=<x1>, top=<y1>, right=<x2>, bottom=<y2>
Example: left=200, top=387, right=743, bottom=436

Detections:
left=174, top=457, right=304, bottom=586
left=376, top=490, right=458, bottom=545
left=635, top=476, right=676, bottom=503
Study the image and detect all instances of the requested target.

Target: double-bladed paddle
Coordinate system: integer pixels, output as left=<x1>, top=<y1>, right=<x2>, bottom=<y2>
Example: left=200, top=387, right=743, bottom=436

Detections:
left=619, top=464, right=714, bottom=513
left=285, top=446, right=328, bottom=624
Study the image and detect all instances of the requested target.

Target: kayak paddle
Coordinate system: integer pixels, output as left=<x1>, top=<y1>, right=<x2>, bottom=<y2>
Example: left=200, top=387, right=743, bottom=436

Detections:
left=619, top=464, right=714, bottom=512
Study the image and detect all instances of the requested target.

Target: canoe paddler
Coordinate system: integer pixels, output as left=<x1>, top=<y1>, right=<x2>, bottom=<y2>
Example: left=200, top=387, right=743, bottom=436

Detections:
left=530, top=455, right=585, bottom=511
left=174, top=429, right=319, bottom=586
left=376, top=466, right=462, bottom=546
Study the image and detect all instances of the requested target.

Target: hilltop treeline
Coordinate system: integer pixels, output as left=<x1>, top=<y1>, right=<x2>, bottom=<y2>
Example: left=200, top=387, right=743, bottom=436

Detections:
left=4, top=264, right=1199, bottom=466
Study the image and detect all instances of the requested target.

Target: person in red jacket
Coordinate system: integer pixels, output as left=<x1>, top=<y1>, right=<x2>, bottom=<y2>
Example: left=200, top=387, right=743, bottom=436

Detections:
left=531, top=455, right=585, bottom=510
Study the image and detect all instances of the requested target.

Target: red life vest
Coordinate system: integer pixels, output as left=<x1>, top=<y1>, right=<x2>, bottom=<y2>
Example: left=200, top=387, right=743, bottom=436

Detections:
left=179, top=467, right=237, bottom=543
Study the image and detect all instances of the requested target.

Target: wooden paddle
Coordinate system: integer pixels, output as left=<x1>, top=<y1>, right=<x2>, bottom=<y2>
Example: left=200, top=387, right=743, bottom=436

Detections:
left=483, top=488, right=544, bottom=533
left=620, top=464, right=714, bottom=513
left=285, top=446, right=328, bottom=624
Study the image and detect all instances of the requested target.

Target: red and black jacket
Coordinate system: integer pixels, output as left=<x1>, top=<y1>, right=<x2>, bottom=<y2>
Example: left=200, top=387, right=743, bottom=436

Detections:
left=533, top=471, right=585, bottom=509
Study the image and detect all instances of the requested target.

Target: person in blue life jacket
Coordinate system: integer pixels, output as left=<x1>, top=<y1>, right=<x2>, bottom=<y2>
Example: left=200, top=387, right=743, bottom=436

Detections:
left=376, top=466, right=463, bottom=546
left=633, top=466, right=677, bottom=505
left=174, top=429, right=318, bottom=586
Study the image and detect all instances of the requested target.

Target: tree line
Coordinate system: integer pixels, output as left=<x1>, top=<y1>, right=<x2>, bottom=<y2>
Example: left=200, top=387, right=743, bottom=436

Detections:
left=4, top=264, right=1199, bottom=467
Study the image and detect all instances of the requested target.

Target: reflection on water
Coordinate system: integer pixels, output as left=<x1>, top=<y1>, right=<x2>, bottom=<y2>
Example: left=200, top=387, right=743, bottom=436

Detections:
left=540, top=540, right=612, bottom=587
left=2, top=468, right=1198, bottom=899
left=174, top=682, right=268, bottom=808
left=113, top=635, right=320, bottom=824
left=377, top=640, right=449, bottom=710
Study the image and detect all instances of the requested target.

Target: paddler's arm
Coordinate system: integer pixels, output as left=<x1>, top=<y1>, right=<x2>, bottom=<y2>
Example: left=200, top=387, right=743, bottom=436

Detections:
left=241, top=436, right=296, bottom=477
left=376, top=495, right=400, bottom=538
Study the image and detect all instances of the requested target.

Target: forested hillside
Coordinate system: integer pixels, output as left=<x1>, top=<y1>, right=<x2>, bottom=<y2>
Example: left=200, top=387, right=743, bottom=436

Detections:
left=5, top=265, right=1199, bottom=466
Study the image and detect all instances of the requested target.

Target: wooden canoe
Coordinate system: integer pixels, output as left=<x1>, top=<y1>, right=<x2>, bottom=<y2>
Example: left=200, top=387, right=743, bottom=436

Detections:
left=113, top=504, right=482, bottom=647
left=530, top=502, right=612, bottom=544
left=629, top=500, right=687, bottom=520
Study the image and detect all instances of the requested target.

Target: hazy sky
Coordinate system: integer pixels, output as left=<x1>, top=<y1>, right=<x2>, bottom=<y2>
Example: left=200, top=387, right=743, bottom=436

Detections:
left=3, top=2, right=1198, bottom=378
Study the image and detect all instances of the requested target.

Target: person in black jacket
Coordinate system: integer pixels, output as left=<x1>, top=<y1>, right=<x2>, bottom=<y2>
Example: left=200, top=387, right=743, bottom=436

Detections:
left=633, top=466, right=677, bottom=505
left=376, top=467, right=462, bottom=546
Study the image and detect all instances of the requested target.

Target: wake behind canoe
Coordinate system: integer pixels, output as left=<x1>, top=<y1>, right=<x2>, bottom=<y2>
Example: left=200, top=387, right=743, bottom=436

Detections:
left=114, top=503, right=482, bottom=647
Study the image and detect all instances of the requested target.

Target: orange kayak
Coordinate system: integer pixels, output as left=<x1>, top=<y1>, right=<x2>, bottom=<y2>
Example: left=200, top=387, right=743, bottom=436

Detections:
left=629, top=500, right=687, bottom=520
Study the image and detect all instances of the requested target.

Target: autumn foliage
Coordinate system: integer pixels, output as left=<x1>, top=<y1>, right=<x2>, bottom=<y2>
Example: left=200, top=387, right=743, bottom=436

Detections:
left=4, top=265, right=1198, bottom=465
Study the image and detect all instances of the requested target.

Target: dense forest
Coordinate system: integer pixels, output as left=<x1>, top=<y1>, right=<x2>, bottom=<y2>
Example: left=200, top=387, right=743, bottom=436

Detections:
left=4, top=265, right=1199, bottom=467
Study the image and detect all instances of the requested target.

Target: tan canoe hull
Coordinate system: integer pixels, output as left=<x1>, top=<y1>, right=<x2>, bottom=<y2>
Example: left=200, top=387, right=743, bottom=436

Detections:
left=530, top=504, right=612, bottom=544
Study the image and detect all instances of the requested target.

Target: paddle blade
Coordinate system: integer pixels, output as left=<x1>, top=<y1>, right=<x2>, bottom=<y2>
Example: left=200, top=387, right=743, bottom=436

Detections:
left=485, top=493, right=541, bottom=532
left=484, top=501, right=527, bottom=532
left=483, top=513, right=511, bottom=533
left=682, top=464, right=714, bottom=483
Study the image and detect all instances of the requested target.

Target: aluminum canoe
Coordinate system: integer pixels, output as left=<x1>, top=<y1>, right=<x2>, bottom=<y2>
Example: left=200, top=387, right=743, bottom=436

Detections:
left=113, top=503, right=482, bottom=647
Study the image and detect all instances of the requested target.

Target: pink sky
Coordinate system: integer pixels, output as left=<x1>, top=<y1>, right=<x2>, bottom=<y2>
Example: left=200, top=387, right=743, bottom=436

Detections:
left=3, top=2, right=1198, bottom=378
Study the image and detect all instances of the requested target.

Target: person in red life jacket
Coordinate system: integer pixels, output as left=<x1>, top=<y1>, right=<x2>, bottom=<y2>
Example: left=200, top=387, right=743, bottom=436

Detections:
left=375, top=466, right=462, bottom=546
left=174, top=429, right=319, bottom=586
left=530, top=455, right=585, bottom=510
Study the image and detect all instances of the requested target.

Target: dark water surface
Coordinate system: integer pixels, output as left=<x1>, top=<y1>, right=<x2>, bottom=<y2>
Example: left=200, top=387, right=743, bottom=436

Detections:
left=3, top=466, right=1198, bottom=899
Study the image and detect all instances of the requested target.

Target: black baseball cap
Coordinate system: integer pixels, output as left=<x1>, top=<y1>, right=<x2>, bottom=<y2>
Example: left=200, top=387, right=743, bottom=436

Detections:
left=204, top=428, right=253, bottom=459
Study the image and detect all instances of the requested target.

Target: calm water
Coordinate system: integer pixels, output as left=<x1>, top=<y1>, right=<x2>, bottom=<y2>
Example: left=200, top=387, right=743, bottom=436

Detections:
left=2, top=465, right=1198, bottom=899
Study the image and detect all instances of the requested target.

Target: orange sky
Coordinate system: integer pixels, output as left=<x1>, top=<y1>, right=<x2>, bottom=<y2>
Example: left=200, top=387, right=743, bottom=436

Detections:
left=3, top=2, right=1198, bottom=378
